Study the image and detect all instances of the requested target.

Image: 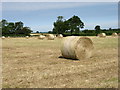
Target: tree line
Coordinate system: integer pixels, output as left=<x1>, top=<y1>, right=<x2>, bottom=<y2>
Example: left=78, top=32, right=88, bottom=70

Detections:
left=48, top=15, right=120, bottom=36
left=0, top=19, right=32, bottom=36
left=1, top=16, right=120, bottom=37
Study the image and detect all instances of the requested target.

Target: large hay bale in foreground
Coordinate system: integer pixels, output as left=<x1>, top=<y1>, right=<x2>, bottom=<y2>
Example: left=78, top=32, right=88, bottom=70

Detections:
left=38, top=35, right=45, bottom=40
left=57, top=34, right=63, bottom=38
left=112, top=33, right=118, bottom=37
left=47, top=34, right=55, bottom=40
left=98, top=33, right=106, bottom=38
left=61, top=36, right=94, bottom=60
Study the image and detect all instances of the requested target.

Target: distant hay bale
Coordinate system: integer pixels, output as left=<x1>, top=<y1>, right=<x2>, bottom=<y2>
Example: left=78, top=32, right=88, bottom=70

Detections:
left=47, top=34, right=55, bottom=40
left=54, top=35, right=56, bottom=38
left=57, top=34, right=63, bottom=38
left=98, top=33, right=106, bottom=38
left=61, top=36, right=94, bottom=60
left=2, top=36, right=5, bottom=39
left=112, top=33, right=118, bottom=37
left=97, top=34, right=100, bottom=37
left=7, top=36, right=10, bottom=38
left=38, top=35, right=45, bottom=40
left=26, top=36, right=29, bottom=39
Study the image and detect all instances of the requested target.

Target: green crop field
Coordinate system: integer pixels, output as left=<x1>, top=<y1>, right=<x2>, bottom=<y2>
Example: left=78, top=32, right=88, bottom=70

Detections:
left=2, top=36, right=118, bottom=88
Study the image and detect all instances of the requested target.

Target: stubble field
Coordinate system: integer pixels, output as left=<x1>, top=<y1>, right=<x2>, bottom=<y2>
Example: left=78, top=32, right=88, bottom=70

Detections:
left=2, top=36, right=118, bottom=88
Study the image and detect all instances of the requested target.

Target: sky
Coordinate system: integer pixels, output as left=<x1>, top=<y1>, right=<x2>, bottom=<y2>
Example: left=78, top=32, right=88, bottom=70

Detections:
left=2, top=2, right=118, bottom=32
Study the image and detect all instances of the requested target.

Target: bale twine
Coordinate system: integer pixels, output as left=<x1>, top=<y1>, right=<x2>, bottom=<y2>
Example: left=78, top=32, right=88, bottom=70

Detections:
left=98, top=33, right=106, bottom=38
left=38, top=35, right=45, bottom=40
left=2, top=36, right=5, bottom=39
left=57, top=34, right=63, bottom=38
left=26, top=36, right=29, bottom=39
left=61, top=36, right=94, bottom=60
left=47, top=34, right=55, bottom=40
left=112, top=33, right=118, bottom=37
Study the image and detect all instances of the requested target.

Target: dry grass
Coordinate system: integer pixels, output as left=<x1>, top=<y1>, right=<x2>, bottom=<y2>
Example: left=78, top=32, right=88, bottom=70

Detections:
left=2, top=36, right=118, bottom=88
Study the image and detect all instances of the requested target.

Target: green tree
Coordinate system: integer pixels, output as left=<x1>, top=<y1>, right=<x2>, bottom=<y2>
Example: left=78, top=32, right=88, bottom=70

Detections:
left=36, top=31, right=39, bottom=33
left=7, top=22, right=15, bottom=34
left=1, top=19, right=8, bottom=27
left=57, top=16, right=64, bottom=21
left=67, top=15, right=84, bottom=34
left=1, top=19, right=32, bottom=36
left=53, top=16, right=67, bottom=34
left=1, top=19, right=9, bottom=36
left=15, top=21, right=23, bottom=31
left=16, top=27, right=30, bottom=35
left=21, top=27, right=32, bottom=35
left=95, top=25, right=101, bottom=34
left=48, top=31, right=52, bottom=34
left=109, top=28, right=112, bottom=30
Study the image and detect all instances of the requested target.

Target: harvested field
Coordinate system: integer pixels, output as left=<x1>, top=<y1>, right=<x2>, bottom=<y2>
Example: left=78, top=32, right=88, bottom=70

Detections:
left=2, top=36, right=118, bottom=88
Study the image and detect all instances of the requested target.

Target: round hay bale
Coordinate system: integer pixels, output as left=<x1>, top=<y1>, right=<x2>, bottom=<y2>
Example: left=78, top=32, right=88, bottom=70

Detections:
left=112, top=33, right=118, bottom=37
left=2, top=36, right=5, bottom=39
left=38, top=35, right=45, bottom=40
left=98, top=33, right=106, bottom=38
left=57, top=34, right=63, bottom=38
left=26, top=36, right=29, bottom=39
left=97, top=34, right=100, bottom=37
left=54, top=35, right=56, bottom=38
left=61, top=36, right=94, bottom=60
left=47, top=34, right=55, bottom=40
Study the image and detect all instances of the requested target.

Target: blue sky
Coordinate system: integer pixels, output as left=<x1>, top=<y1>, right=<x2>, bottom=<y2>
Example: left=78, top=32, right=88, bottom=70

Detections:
left=2, top=2, right=118, bottom=32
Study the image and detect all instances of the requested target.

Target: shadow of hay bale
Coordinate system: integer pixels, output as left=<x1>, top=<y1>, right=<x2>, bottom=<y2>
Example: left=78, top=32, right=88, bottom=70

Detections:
left=58, top=56, right=79, bottom=61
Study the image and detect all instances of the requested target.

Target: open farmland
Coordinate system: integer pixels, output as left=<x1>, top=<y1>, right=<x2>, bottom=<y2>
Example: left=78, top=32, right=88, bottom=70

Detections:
left=2, top=36, right=118, bottom=88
